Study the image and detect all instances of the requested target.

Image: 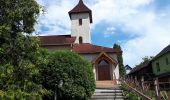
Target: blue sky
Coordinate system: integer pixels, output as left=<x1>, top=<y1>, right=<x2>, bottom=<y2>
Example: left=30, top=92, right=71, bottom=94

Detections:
left=36, top=0, right=170, bottom=67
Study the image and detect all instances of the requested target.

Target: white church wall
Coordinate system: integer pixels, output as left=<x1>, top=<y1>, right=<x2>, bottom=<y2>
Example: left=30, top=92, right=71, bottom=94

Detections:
left=71, top=13, right=91, bottom=43
left=80, top=53, right=120, bottom=81
left=108, top=53, right=118, bottom=62
left=113, top=64, right=120, bottom=80
left=80, top=53, right=99, bottom=62
left=92, top=65, right=96, bottom=80
left=114, top=64, right=120, bottom=84
left=81, top=53, right=118, bottom=63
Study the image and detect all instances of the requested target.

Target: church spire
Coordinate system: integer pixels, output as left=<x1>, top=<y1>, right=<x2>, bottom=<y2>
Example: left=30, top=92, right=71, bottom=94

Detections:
left=68, top=0, right=92, bottom=23
left=79, top=0, right=83, bottom=3
left=69, top=0, right=92, bottom=44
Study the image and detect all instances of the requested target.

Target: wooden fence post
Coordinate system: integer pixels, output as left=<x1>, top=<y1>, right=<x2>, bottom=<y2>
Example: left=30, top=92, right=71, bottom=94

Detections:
left=135, top=76, right=137, bottom=82
left=155, top=78, right=161, bottom=100
left=141, top=76, right=144, bottom=91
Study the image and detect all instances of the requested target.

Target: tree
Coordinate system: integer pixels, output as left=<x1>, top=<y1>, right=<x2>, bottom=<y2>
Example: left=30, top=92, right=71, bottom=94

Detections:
left=39, top=50, right=95, bottom=100
left=135, top=56, right=154, bottom=67
left=0, top=0, right=47, bottom=99
left=113, top=44, right=126, bottom=77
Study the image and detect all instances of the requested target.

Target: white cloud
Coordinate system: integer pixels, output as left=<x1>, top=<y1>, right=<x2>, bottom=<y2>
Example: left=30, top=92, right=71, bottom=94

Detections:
left=104, top=27, right=116, bottom=37
left=35, top=0, right=76, bottom=35
left=90, top=0, right=170, bottom=67
left=36, top=0, right=170, bottom=67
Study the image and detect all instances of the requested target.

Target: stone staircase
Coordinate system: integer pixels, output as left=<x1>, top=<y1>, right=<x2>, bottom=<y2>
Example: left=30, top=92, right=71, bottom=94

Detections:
left=96, top=81, right=117, bottom=88
left=91, top=81, right=124, bottom=100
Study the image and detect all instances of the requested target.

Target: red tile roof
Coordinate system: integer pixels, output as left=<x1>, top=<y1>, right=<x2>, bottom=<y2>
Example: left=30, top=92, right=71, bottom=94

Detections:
left=39, top=35, right=76, bottom=46
left=73, top=43, right=121, bottom=54
left=68, top=0, right=92, bottom=23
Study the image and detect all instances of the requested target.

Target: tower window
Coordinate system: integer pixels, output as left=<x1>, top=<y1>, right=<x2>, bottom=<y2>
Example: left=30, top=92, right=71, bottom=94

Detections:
left=79, top=19, right=82, bottom=25
left=156, top=62, right=160, bottom=72
left=79, top=37, right=83, bottom=44
left=166, top=58, right=169, bottom=65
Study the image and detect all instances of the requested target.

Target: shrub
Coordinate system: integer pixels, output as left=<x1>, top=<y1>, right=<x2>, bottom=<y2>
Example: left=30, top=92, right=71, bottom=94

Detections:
left=121, top=84, right=141, bottom=100
left=40, top=50, right=95, bottom=100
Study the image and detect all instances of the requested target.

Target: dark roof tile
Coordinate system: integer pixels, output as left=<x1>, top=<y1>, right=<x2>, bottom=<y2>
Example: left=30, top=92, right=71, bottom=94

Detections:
left=39, top=35, right=76, bottom=46
left=128, top=62, right=150, bottom=75
left=73, top=43, right=121, bottom=54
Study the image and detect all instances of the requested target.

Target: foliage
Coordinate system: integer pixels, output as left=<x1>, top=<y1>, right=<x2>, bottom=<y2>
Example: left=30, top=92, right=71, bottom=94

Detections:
left=113, top=44, right=126, bottom=77
left=0, top=0, right=40, bottom=34
left=0, top=0, right=48, bottom=99
left=39, top=50, right=96, bottom=100
left=121, top=84, right=141, bottom=100
left=135, top=56, right=154, bottom=67
left=0, top=63, right=48, bottom=100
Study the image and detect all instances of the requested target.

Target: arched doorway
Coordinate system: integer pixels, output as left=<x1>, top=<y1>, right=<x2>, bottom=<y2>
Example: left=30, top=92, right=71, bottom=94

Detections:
left=97, top=59, right=111, bottom=80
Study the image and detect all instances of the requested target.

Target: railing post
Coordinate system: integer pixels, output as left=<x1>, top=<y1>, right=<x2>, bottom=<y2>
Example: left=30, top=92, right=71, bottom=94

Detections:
left=135, top=76, right=137, bottom=82
left=141, top=76, right=144, bottom=91
left=155, top=78, right=161, bottom=100
left=135, top=76, right=137, bottom=88
left=131, top=76, right=133, bottom=80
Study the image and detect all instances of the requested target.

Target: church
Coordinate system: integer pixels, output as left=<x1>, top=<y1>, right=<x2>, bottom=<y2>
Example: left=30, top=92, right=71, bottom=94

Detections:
left=39, top=0, right=121, bottom=86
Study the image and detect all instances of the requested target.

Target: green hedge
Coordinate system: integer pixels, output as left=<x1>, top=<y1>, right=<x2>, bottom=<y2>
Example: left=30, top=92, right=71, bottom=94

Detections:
left=40, top=50, right=95, bottom=100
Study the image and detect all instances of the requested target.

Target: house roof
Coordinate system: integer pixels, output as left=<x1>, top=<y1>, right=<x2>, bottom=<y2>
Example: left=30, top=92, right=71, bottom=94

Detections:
left=153, top=44, right=170, bottom=61
left=73, top=43, right=121, bottom=54
left=39, top=35, right=76, bottom=46
left=125, top=65, right=132, bottom=70
left=68, top=0, right=92, bottom=23
left=128, top=62, right=150, bottom=75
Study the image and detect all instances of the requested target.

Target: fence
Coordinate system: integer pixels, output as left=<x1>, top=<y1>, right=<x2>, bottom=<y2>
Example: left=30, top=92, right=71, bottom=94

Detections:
left=123, top=77, right=170, bottom=100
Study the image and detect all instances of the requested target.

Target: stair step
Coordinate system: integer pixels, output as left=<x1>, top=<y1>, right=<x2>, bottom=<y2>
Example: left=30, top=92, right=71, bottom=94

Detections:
left=96, top=80, right=117, bottom=88
left=94, top=92, right=123, bottom=96
left=91, top=99, right=124, bottom=100
left=92, top=95, right=124, bottom=99
left=91, top=85, right=124, bottom=100
left=95, top=89, right=123, bottom=93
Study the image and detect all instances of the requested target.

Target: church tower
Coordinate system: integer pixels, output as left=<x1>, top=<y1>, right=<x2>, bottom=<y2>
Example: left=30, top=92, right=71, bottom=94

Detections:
left=69, top=0, right=92, bottom=44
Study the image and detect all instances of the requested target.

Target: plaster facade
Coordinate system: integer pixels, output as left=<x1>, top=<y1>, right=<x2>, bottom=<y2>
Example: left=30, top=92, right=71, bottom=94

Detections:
left=152, top=53, right=170, bottom=76
left=81, top=53, right=117, bottom=62
left=80, top=53, right=119, bottom=81
left=71, top=13, right=91, bottom=44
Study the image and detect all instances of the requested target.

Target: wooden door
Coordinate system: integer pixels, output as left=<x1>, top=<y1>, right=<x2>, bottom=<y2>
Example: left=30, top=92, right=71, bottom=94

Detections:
left=98, top=65, right=111, bottom=80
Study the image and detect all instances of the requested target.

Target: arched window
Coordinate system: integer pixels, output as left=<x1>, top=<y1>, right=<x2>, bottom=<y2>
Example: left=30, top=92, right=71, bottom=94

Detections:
left=79, top=36, right=83, bottom=44
left=98, top=60, right=109, bottom=65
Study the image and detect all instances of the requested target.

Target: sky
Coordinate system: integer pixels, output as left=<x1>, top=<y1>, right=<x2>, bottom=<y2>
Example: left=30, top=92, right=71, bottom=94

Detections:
left=36, top=0, right=170, bottom=67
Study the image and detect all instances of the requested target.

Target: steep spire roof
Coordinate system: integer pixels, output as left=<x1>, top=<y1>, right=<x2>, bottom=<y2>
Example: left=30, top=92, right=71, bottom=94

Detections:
left=68, top=0, right=92, bottom=23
